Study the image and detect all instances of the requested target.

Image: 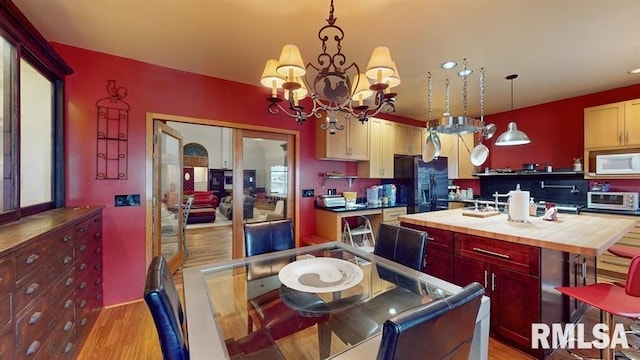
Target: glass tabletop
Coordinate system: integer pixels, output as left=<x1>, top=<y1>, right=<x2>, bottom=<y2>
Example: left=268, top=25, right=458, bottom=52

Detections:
left=191, top=243, right=450, bottom=360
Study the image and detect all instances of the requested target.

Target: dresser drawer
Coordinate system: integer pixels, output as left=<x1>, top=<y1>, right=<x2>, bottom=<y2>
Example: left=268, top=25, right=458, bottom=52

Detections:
left=75, top=215, right=102, bottom=259
left=0, top=294, right=10, bottom=332
left=14, top=247, right=74, bottom=312
left=454, top=233, right=540, bottom=277
left=16, top=290, right=75, bottom=358
left=0, top=257, right=14, bottom=295
left=14, top=227, right=74, bottom=281
left=0, top=325, right=15, bottom=359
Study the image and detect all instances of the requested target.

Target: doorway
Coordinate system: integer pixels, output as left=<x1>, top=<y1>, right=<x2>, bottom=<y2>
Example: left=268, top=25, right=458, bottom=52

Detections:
left=146, top=113, right=300, bottom=271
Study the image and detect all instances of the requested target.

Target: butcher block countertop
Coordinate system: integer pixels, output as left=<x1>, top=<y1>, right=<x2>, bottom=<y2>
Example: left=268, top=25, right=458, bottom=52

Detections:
left=398, top=209, right=636, bottom=256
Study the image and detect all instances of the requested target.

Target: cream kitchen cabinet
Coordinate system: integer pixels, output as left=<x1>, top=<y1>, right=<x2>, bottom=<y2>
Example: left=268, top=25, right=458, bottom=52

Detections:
left=316, top=117, right=369, bottom=161
left=584, top=99, right=640, bottom=149
left=437, top=132, right=477, bottom=179
left=393, top=123, right=424, bottom=156
left=587, top=212, right=640, bottom=282
left=358, top=118, right=394, bottom=178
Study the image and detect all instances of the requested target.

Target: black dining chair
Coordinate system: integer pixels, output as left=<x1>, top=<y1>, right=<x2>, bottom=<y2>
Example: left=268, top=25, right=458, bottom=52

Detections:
left=374, top=223, right=427, bottom=270
left=143, top=256, right=189, bottom=360
left=377, top=282, right=485, bottom=360
left=243, top=219, right=326, bottom=340
left=244, top=218, right=295, bottom=281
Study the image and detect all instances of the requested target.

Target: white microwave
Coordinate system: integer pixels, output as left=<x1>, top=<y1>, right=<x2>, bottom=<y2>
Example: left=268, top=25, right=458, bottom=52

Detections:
left=595, top=153, right=640, bottom=174
left=587, top=191, right=639, bottom=210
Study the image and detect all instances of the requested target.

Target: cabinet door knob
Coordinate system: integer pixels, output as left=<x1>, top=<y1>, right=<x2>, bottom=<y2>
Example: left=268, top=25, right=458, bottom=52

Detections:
left=491, top=273, right=497, bottom=291
left=29, top=311, right=42, bottom=325
left=25, top=254, right=40, bottom=265
left=26, top=341, right=41, bottom=356
left=26, top=283, right=40, bottom=295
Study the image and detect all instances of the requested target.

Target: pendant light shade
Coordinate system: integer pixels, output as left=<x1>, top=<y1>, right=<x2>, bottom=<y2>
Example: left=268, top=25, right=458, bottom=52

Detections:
left=495, top=121, right=530, bottom=146
left=495, top=74, right=530, bottom=146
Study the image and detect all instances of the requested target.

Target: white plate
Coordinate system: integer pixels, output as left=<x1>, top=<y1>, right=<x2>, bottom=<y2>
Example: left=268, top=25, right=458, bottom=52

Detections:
left=278, top=257, right=364, bottom=293
left=470, top=143, right=489, bottom=166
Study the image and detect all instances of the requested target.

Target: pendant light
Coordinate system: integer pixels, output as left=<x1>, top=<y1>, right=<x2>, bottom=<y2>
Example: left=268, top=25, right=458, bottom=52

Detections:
left=495, top=74, right=530, bottom=146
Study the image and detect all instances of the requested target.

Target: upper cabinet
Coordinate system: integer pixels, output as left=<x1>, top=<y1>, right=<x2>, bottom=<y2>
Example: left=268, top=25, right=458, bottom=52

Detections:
left=393, top=123, right=424, bottom=156
left=584, top=100, right=640, bottom=149
left=316, top=117, right=369, bottom=161
left=358, top=118, right=394, bottom=178
left=438, top=133, right=477, bottom=179
left=584, top=99, right=640, bottom=178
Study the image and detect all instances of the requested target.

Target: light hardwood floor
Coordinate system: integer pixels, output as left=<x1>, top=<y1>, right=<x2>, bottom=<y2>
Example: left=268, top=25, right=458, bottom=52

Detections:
left=76, top=224, right=543, bottom=359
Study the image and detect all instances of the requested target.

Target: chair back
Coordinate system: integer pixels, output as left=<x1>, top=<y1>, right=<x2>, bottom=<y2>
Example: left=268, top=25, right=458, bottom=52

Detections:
left=374, top=223, right=427, bottom=270
left=244, top=219, right=294, bottom=280
left=244, top=219, right=294, bottom=256
left=626, top=255, right=640, bottom=297
left=377, top=282, right=485, bottom=360
left=144, top=256, right=189, bottom=360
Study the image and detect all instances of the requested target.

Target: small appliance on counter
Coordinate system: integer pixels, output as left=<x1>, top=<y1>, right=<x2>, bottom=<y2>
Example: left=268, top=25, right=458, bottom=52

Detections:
left=587, top=192, right=639, bottom=211
left=316, top=195, right=346, bottom=208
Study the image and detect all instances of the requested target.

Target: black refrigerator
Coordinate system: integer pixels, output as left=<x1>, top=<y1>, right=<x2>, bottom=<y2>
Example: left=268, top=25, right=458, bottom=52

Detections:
left=384, top=155, right=449, bottom=214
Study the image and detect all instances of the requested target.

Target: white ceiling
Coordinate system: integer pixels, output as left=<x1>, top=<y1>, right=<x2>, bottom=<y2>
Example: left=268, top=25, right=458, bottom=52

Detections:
left=13, top=0, right=640, bottom=122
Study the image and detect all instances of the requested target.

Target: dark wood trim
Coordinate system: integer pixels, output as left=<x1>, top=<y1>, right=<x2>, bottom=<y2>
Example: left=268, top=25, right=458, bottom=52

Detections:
left=0, top=1, right=73, bottom=77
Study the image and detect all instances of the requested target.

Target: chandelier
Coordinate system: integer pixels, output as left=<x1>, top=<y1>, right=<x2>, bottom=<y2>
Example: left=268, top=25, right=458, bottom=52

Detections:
left=260, top=0, right=400, bottom=134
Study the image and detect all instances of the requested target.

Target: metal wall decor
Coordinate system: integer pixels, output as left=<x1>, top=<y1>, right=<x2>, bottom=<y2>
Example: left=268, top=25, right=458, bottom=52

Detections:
left=96, top=80, right=130, bottom=179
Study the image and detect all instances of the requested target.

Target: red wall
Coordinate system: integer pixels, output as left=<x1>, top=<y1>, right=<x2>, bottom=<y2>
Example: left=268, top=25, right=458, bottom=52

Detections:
left=54, top=42, right=640, bottom=306
left=484, top=84, right=640, bottom=170
left=54, top=43, right=421, bottom=305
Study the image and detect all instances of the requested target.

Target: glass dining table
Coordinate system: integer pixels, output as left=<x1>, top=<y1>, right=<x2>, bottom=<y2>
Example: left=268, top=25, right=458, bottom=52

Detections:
left=183, top=241, right=490, bottom=360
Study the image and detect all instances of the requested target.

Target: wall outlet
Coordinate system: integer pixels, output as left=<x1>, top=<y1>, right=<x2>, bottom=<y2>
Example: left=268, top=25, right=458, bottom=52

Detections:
left=115, top=194, right=141, bottom=207
left=302, top=189, right=315, bottom=198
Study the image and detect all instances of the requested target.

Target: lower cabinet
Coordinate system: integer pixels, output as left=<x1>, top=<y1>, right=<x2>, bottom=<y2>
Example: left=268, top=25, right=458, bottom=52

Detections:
left=0, top=207, right=103, bottom=359
left=401, top=221, right=571, bottom=359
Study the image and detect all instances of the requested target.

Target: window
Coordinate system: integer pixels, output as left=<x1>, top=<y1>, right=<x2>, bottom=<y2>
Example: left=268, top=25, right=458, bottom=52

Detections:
left=269, top=165, right=287, bottom=194
left=0, top=3, right=73, bottom=224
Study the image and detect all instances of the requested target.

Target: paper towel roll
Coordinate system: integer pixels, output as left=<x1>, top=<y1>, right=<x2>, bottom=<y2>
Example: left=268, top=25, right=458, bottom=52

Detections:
left=509, top=190, right=530, bottom=222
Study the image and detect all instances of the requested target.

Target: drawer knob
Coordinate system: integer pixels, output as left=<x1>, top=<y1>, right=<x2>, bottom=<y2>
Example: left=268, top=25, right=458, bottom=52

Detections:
left=25, top=254, right=39, bottom=265
left=29, top=311, right=42, bottom=325
left=79, top=244, right=87, bottom=252
left=26, top=283, right=40, bottom=295
left=62, top=234, right=72, bottom=243
left=95, top=232, right=102, bottom=239
left=79, top=300, right=87, bottom=308
left=26, top=341, right=41, bottom=356
left=95, top=247, right=102, bottom=254
left=63, top=256, right=73, bottom=265
left=95, top=278, right=102, bottom=285
left=64, top=342, right=73, bottom=354
left=93, top=217, right=101, bottom=223
left=426, top=236, right=436, bottom=242
left=79, top=281, right=88, bottom=289
left=65, top=278, right=74, bottom=287
left=77, top=227, right=87, bottom=233
left=79, top=263, right=88, bottom=271
left=80, top=318, right=88, bottom=326
left=64, top=299, right=73, bottom=309
left=63, top=321, right=73, bottom=332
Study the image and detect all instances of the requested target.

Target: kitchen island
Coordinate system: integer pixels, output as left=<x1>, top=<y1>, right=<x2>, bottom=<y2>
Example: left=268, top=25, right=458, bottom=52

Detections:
left=398, top=208, right=636, bottom=359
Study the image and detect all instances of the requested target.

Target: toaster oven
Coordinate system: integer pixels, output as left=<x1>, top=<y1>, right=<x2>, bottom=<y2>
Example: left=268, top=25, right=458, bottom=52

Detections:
left=587, top=191, right=639, bottom=211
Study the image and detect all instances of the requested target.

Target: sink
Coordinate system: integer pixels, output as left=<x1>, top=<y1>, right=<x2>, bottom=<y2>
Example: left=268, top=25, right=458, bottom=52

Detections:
left=346, top=204, right=367, bottom=209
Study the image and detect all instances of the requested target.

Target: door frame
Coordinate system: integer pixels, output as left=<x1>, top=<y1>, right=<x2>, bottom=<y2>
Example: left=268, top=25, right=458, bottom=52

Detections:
left=145, top=113, right=301, bottom=270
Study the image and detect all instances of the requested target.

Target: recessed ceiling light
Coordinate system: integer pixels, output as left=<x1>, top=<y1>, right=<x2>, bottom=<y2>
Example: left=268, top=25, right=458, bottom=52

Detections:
left=441, top=61, right=457, bottom=70
left=629, top=68, right=640, bottom=74
left=458, top=69, right=473, bottom=77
